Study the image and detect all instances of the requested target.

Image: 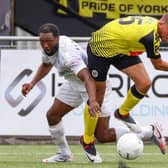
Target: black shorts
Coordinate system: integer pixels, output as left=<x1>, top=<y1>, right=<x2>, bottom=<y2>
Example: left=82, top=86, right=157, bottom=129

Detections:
left=87, top=45, right=142, bottom=81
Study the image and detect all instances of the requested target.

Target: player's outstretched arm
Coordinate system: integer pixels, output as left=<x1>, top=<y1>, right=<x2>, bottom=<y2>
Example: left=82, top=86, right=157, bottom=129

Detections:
left=21, top=63, right=53, bottom=96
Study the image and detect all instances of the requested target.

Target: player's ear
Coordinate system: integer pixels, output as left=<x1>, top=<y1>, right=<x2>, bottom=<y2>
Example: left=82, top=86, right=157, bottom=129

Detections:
left=55, top=36, right=59, bottom=43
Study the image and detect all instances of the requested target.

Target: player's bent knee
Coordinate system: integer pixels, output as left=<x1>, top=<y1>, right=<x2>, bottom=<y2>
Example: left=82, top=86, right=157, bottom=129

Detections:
left=143, top=80, right=152, bottom=90
left=137, top=80, right=152, bottom=93
left=46, top=111, right=62, bottom=125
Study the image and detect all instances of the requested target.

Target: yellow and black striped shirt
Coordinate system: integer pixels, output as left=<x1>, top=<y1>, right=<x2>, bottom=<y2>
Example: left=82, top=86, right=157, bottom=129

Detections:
left=89, top=16, right=160, bottom=58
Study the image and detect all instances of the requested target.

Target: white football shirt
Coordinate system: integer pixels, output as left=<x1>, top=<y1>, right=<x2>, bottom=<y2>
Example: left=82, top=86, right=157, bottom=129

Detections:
left=41, top=35, right=87, bottom=90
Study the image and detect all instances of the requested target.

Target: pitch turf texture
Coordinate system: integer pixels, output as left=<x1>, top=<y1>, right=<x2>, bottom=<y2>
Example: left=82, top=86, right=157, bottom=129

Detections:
left=0, top=144, right=167, bottom=168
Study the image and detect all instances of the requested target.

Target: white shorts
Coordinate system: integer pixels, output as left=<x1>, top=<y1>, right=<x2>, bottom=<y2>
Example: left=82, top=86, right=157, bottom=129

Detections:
left=56, top=81, right=87, bottom=108
left=56, top=80, right=112, bottom=117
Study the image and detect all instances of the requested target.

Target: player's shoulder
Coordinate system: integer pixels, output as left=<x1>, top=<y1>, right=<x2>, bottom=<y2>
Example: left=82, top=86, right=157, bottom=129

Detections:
left=60, top=35, right=69, bottom=39
left=59, top=35, right=72, bottom=43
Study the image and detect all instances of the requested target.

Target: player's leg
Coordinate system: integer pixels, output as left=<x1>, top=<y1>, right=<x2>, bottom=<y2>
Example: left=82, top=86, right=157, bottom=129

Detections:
left=80, top=103, right=102, bottom=163
left=120, top=63, right=151, bottom=114
left=93, top=78, right=130, bottom=142
left=113, top=56, right=151, bottom=132
left=80, top=83, right=105, bottom=163
left=96, top=96, right=166, bottom=155
left=83, top=44, right=109, bottom=143
left=95, top=95, right=131, bottom=143
left=82, top=81, right=106, bottom=142
left=94, top=92, right=166, bottom=155
left=83, top=104, right=99, bottom=144
left=95, top=117, right=116, bottom=142
left=43, top=82, right=83, bottom=163
left=42, top=99, right=74, bottom=163
left=80, top=45, right=108, bottom=163
left=96, top=117, right=166, bottom=155
left=95, top=116, right=136, bottom=142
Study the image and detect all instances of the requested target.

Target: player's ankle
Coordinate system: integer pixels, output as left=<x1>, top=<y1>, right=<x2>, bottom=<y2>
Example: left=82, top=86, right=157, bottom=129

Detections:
left=84, top=135, right=94, bottom=144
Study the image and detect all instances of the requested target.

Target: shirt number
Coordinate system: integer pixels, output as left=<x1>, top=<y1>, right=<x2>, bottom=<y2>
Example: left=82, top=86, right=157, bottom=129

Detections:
left=119, top=16, right=143, bottom=25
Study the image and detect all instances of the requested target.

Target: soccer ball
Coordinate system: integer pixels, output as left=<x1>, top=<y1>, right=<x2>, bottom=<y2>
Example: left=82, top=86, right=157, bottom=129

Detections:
left=117, top=133, right=144, bottom=160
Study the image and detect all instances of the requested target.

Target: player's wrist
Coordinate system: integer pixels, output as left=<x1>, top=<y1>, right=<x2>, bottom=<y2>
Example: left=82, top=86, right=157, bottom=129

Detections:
left=88, top=98, right=97, bottom=104
left=29, top=82, right=35, bottom=89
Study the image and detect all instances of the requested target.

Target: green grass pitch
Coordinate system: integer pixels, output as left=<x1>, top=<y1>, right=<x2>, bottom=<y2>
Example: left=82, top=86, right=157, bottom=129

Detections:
left=0, top=144, right=167, bottom=168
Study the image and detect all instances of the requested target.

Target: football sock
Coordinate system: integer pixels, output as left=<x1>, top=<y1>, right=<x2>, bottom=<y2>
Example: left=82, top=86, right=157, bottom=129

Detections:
left=137, top=125, right=153, bottom=140
left=119, top=85, right=145, bottom=116
left=83, top=103, right=98, bottom=144
left=49, top=121, right=71, bottom=155
left=115, top=125, right=153, bottom=142
left=115, top=126, right=130, bottom=141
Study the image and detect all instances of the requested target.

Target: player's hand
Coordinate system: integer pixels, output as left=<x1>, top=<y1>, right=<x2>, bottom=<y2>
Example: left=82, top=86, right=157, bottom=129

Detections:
left=88, top=100, right=101, bottom=117
left=21, top=83, right=33, bottom=96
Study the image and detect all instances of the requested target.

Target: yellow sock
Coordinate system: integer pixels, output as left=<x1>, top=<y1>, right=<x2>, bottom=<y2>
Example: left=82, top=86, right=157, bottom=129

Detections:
left=119, top=85, right=145, bottom=116
left=83, top=104, right=98, bottom=144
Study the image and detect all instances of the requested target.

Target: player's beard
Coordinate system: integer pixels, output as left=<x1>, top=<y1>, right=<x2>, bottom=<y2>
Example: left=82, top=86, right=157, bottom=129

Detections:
left=45, top=45, right=58, bottom=56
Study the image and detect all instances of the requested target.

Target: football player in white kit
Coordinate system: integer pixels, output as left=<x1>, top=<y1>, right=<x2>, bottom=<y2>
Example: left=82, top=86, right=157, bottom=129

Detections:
left=21, top=23, right=166, bottom=163
left=21, top=23, right=101, bottom=163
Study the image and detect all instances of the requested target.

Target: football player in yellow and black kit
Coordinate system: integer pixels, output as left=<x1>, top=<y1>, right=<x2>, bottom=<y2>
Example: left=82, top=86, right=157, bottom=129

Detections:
left=80, top=14, right=168, bottom=161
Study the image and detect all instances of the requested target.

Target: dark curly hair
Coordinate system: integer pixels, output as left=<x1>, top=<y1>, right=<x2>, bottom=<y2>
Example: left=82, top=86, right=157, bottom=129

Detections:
left=39, top=23, right=60, bottom=37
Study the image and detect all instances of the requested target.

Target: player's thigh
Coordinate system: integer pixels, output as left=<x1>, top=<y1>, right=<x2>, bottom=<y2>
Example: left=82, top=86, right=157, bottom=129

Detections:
left=48, top=98, right=74, bottom=117
left=48, top=82, right=83, bottom=116
left=113, top=55, right=151, bottom=89
left=122, top=63, right=151, bottom=89
left=56, top=81, right=84, bottom=107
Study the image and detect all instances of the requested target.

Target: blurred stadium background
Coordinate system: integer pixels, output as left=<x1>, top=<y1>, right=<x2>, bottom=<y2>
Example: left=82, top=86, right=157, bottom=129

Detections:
left=1, top=0, right=168, bottom=146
